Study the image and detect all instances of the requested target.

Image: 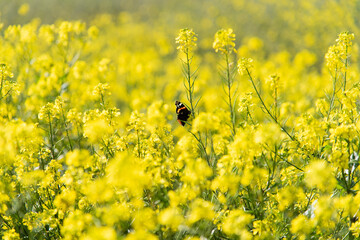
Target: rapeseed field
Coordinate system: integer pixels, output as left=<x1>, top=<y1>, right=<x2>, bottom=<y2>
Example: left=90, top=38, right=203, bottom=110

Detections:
left=1, top=0, right=360, bottom=239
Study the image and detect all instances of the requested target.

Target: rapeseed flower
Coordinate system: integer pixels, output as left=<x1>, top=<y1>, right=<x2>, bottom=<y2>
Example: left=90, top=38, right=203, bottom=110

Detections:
left=305, top=160, right=336, bottom=192
left=192, top=112, right=220, bottom=133
left=290, top=215, right=313, bottom=236
left=222, top=209, right=253, bottom=237
left=18, top=3, right=30, bottom=15
left=237, top=57, right=253, bottom=76
left=158, top=207, right=184, bottom=231
left=213, top=28, right=236, bottom=54
left=83, top=118, right=113, bottom=143
left=175, top=28, right=197, bottom=53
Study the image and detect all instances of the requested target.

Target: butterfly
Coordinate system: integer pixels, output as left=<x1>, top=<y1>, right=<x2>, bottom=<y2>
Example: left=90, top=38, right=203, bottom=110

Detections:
left=175, top=100, right=191, bottom=126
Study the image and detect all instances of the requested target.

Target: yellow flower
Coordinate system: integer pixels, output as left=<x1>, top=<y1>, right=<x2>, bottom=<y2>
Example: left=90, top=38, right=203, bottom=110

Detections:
left=211, top=172, right=241, bottom=195
left=184, top=237, right=200, bottom=240
left=237, top=57, right=254, bottom=76
left=222, top=209, right=253, bottom=236
left=254, top=122, right=285, bottom=146
left=315, top=98, right=328, bottom=116
left=18, top=3, right=30, bottom=16
left=146, top=101, right=169, bottom=129
left=3, top=229, right=20, bottom=240
left=67, top=108, right=83, bottom=125
left=181, top=158, right=212, bottom=185
left=329, top=123, right=356, bottom=140
left=88, top=25, right=99, bottom=39
left=61, top=210, right=93, bottom=238
left=213, top=28, right=236, bottom=54
left=132, top=208, right=157, bottom=231
left=276, top=186, right=305, bottom=211
left=252, top=219, right=269, bottom=237
left=20, top=23, right=37, bottom=43
left=305, top=160, right=336, bottom=192
left=98, top=58, right=111, bottom=73
left=325, top=32, right=354, bottom=71
left=175, top=28, right=197, bottom=53
left=158, top=207, right=184, bottom=231
left=83, top=118, right=112, bottom=143
left=187, top=198, right=215, bottom=225
left=336, top=31, right=355, bottom=51
left=66, top=149, right=92, bottom=168
left=54, top=189, right=77, bottom=211
left=290, top=215, right=313, bottom=235
left=313, top=196, right=336, bottom=224
left=240, top=166, right=267, bottom=188
left=21, top=170, right=45, bottom=187
left=124, top=230, right=158, bottom=240
left=39, top=24, right=55, bottom=44
left=333, top=195, right=359, bottom=217
left=92, top=82, right=111, bottom=97
left=82, top=178, right=114, bottom=203
left=106, top=153, right=151, bottom=197
left=0, top=63, right=15, bottom=95
left=82, top=226, right=117, bottom=240
left=350, top=220, right=360, bottom=237
left=192, top=112, right=220, bottom=132
left=325, top=45, right=342, bottom=71
left=38, top=102, right=60, bottom=121
left=238, top=92, right=254, bottom=114
left=4, top=25, right=21, bottom=41
left=329, top=150, right=349, bottom=169
left=265, top=73, right=280, bottom=96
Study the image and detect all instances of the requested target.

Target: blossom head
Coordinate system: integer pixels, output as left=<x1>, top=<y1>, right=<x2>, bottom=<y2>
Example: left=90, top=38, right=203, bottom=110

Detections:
left=336, top=31, right=355, bottom=50
left=325, top=31, right=354, bottom=71
left=175, top=28, right=197, bottom=53
left=237, top=57, right=253, bottom=76
left=213, top=28, right=236, bottom=54
left=0, top=63, right=14, bottom=80
left=238, top=92, right=254, bottom=114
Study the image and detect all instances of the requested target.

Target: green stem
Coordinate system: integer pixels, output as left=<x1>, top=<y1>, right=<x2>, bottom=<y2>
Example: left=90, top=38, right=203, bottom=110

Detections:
left=48, top=113, right=55, bottom=159
left=246, top=68, right=297, bottom=142
left=137, top=129, right=141, bottom=158
left=76, top=124, right=82, bottom=149
left=100, top=92, right=106, bottom=110
left=61, top=108, right=73, bottom=151
left=266, top=144, right=304, bottom=171
left=274, top=85, right=278, bottom=121
left=247, top=106, right=255, bottom=125
left=343, top=45, right=348, bottom=92
left=102, top=138, right=114, bottom=159
left=0, top=214, right=11, bottom=229
left=327, top=69, right=338, bottom=119
left=188, top=130, right=210, bottom=166
left=185, top=49, right=195, bottom=118
left=0, top=71, right=3, bottom=100
left=225, top=52, right=236, bottom=135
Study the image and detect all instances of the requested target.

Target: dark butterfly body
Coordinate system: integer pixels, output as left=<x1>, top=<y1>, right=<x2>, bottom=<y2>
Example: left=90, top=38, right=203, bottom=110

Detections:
left=175, top=101, right=191, bottom=126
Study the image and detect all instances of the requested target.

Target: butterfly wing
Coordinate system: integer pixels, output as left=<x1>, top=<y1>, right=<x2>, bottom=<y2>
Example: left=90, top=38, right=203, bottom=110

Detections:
left=177, top=106, right=191, bottom=126
left=175, top=101, right=191, bottom=126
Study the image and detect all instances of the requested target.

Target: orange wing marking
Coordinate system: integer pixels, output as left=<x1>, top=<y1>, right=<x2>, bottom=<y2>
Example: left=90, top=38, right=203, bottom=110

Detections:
left=177, top=106, right=186, bottom=114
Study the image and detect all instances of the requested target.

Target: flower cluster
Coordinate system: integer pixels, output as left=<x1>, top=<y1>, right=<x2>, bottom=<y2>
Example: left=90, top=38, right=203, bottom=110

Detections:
left=237, top=57, right=254, bottom=76
left=325, top=32, right=355, bottom=72
left=175, top=28, right=197, bottom=53
left=213, top=28, right=236, bottom=54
